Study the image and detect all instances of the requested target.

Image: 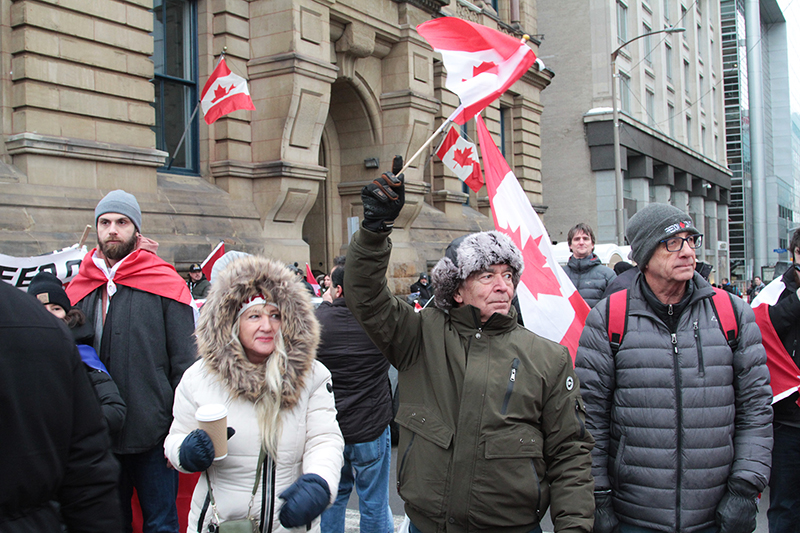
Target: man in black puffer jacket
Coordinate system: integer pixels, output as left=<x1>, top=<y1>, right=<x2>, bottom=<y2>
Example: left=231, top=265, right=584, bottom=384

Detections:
left=563, top=223, right=616, bottom=308
left=316, top=262, right=394, bottom=533
left=576, top=203, right=772, bottom=533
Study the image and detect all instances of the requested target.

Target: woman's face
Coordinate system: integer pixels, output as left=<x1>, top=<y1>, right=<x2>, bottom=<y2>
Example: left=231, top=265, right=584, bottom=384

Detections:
left=238, top=304, right=282, bottom=364
left=44, top=303, right=66, bottom=320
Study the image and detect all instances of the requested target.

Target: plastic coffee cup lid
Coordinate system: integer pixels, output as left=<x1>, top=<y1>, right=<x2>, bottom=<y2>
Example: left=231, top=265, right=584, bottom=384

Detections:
left=195, top=404, right=228, bottom=422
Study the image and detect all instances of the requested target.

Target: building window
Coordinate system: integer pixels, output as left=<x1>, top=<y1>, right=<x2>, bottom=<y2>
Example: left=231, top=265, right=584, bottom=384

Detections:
left=686, top=115, right=692, bottom=146
left=666, top=43, right=674, bottom=81
left=643, top=23, right=653, bottom=65
left=646, top=89, right=656, bottom=126
left=664, top=0, right=670, bottom=22
left=684, top=60, right=691, bottom=97
left=620, top=72, right=632, bottom=113
left=701, top=125, right=707, bottom=153
left=699, top=74, right=705, bottom=109
left=152, top=0, right=198, bottom=173
left=668, top=103, right=676, bottom=137
left=617, top=1, right=629, bottom=44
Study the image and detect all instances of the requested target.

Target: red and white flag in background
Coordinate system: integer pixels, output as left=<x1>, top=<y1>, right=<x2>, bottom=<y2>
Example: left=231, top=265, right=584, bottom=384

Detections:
left=416, top=18, right=536, bottom=125
left=306, top=263, right=321, bottom=296
left=414, top=301, right=423, bottom=312
left=476, top=115, right=590, bottom=360
left=201, top=57, right=256, bottom=125
left=436, top=126, right=483, bottom=192
left=752, top=277, right=800, bottom=405
left=200, top=242, right=225, bottom=281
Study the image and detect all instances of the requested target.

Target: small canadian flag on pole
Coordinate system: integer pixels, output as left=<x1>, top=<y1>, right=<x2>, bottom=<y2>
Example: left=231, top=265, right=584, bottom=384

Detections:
left=306, top=263, right=321, bottom=297
left=436, top=127, right=483, bottom=192
left=200, top=57, right=256, bottom=125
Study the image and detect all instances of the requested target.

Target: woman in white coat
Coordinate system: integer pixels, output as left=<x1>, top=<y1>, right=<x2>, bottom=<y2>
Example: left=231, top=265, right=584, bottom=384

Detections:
left=165, top=255, right=344, bottom=533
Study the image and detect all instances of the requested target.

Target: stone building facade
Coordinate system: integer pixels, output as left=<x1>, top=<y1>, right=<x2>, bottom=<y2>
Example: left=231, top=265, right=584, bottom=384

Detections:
left=538, top=0, right=732, bottom=281
left=0, top=0, right=551, bottom=294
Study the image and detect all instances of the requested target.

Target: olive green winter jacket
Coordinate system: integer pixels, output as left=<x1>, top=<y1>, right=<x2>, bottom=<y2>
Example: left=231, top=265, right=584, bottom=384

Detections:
left=345, top=228, right=595, bottom=533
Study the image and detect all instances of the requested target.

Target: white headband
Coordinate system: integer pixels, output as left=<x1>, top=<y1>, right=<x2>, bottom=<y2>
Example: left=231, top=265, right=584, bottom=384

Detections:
left=237, top=294, right=277, bottom=318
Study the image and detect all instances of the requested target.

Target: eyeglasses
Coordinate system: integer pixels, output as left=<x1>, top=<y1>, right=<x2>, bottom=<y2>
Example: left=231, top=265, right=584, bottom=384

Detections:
left=660, top=234, right=703, bottom=252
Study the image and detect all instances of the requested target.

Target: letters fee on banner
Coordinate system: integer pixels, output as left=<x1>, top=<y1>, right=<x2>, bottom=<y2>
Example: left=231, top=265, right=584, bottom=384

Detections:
left=0, top=244, right=87, bottom=288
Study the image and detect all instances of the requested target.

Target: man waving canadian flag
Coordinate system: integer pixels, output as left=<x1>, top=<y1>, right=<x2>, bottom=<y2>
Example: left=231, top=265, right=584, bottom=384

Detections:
left=200, top=57, right=256, bottom=125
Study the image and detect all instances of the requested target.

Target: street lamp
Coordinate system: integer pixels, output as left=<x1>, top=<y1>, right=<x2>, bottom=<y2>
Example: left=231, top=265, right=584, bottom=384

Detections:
left=612, top=26, right=685, bottom=246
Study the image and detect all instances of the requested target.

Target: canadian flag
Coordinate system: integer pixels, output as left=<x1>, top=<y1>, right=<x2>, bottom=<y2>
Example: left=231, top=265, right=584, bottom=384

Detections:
left=476, top=115, right=589, bottom=360
left=436, top=126, right=483, bottom=192
left=306, top=263, right=321, bottom=296
left=751, top=276, right=800, bottom=405
left=200, top=58, right=256, bottom=125
left=417, top=18, right=536, bottom=125
left=200, top=242, right=225, bottom=281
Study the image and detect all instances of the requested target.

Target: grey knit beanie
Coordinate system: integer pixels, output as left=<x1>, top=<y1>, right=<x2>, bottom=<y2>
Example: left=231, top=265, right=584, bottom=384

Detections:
left=431, top=231, right=524, bottom=310
left=95, top=190, right=142, bottom=232
left=626, top=203, right=699, bottom=270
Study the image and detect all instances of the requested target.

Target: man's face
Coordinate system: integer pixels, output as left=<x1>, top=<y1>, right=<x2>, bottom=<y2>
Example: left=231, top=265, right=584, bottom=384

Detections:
left=755, top=277, right=762, bottom=285
left=644, top=231, right=697, bottom=285
left=420, top=277, right=428, bottom=286
left=97, top=213, right=137, bottom=262
left=570, top=230, right=593, bottom=259
left=189, top=271, right=202, bottom=281
left=453, top=264, right=515, bottom=322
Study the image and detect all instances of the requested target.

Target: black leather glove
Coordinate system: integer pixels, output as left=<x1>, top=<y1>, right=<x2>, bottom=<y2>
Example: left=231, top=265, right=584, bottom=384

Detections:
left=279, top=473, right=330, bottom=528
left=593, top=489, right=619, bottom=533
left=361, top=155, right=405, bottom=232
left=716, top=478, right=759, bottom=533
left=179, top=429, right=215, bottom=472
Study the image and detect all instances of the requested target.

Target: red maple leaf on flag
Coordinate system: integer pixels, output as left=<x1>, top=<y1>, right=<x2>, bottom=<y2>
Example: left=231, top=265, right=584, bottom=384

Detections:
left=453, top=146, right=474, bottom=167
left=507, top=227, right=563, bottom=299
left=212, top=84, right=234, bottom=104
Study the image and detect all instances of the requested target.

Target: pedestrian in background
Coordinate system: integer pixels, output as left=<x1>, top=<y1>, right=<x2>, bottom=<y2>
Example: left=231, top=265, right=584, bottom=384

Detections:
left=563, top=222, right=616, bottom=308
left=187, top=263, right=210, bottom=299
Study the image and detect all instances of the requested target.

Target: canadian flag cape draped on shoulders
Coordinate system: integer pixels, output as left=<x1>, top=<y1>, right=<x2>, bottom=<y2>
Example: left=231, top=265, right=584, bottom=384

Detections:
left=436, top=126, right=483, bottom=192
left=66, top=248, right=193, bottom=307
left=200, top=57, right=256, bottom=125
left=751, top=277, right=800, bottom=405
left=417, top=18, right=536, bottom=125
left=476, top=115, right=589, bottom=359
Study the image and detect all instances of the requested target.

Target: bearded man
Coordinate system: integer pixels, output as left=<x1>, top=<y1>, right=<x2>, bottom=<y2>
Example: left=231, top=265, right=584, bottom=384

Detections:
left=67, top=190, right=196, bottom=533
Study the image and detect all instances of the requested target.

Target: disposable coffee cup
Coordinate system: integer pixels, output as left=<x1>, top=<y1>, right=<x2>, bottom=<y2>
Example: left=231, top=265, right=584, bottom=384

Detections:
left=195, top=404, right=228, bottom=461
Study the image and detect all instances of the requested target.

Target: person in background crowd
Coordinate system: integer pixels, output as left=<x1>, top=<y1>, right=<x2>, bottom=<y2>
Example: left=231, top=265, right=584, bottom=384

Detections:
left=748, top=276, right=766, bottom=300
left=345, top=156, right=594, bottom=533
left=322, top=256, right=347, bottom=304
left=563, top=222, right=616, bottom=308
left=721, top=277, right=742, bottom=297
left=408, top=272, right=433, bottom=307
left=187, top=263, right=211, bottom=300
left=66, top=189, right=197, bottom=533
left=165, top=255, right=343, bottom=532
left=576, top=203, right=772, bottom=533
left=29, top=271, right=126, bottom=437
left=317, top=263, right=394, bottom=533
left=751, top=228, right=800, bottom=532
left=0, top=279, right=123, bottom=531
left=288, top=262, right=316, bottom=296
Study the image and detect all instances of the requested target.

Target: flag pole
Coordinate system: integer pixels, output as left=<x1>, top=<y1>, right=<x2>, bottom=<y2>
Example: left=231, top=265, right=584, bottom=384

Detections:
left=165, top=47, right=228, bottom=170
left=397, top=104, right=464, bottom=176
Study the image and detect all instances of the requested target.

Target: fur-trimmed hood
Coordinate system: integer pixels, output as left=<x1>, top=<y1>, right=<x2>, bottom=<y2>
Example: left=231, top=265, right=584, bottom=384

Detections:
left=431, top=231, right=524, bottom=310
left=195, top=255, right=320, bottom=409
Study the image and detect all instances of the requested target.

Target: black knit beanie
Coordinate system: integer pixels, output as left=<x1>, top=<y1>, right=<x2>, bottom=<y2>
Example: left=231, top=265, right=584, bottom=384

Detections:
left=28, top=271, right=71, bottom=312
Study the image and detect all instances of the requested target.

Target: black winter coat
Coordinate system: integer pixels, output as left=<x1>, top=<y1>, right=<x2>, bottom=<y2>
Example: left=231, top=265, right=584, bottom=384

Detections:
left=0, top=282, right=121, bottom=531
left=315, top=297, right=393, bottom=444
left=73, top=285, right=196, bottom=454
left=564, top=255, right=616, bottom=308
left=769, top=266, right=800, bottom=425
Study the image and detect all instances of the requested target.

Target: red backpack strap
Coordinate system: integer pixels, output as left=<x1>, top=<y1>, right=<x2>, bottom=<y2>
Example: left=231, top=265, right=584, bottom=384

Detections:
left=607, top=289, right=629, bottom=356
left=711, top=287, right=739, bottom=350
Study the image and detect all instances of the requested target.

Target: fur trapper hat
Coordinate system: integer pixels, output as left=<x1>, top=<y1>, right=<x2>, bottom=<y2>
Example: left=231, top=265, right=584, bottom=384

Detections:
left=431, top=231, right=524, bottom=310
left=195, top=255, right=320, bottom=408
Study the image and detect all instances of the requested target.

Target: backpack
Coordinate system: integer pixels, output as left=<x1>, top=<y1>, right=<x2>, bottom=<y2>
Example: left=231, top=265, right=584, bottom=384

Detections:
left=607, top=287, right=739, bottom=356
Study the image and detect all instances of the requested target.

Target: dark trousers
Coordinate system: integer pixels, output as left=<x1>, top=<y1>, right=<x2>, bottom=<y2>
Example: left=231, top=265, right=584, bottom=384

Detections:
left=118, top=444, right=180, bottom=533
left=408, top=522, right=542, bottom=533
left=769, top=422, right=800, bottom=533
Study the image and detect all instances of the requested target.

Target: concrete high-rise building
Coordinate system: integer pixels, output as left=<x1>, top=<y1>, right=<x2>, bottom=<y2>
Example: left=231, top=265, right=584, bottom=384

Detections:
left=538, top=0, right=732, bottom=280
left=722, top=0, right=797, bottom=283
left=0, top=0, right=551, bottom=293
